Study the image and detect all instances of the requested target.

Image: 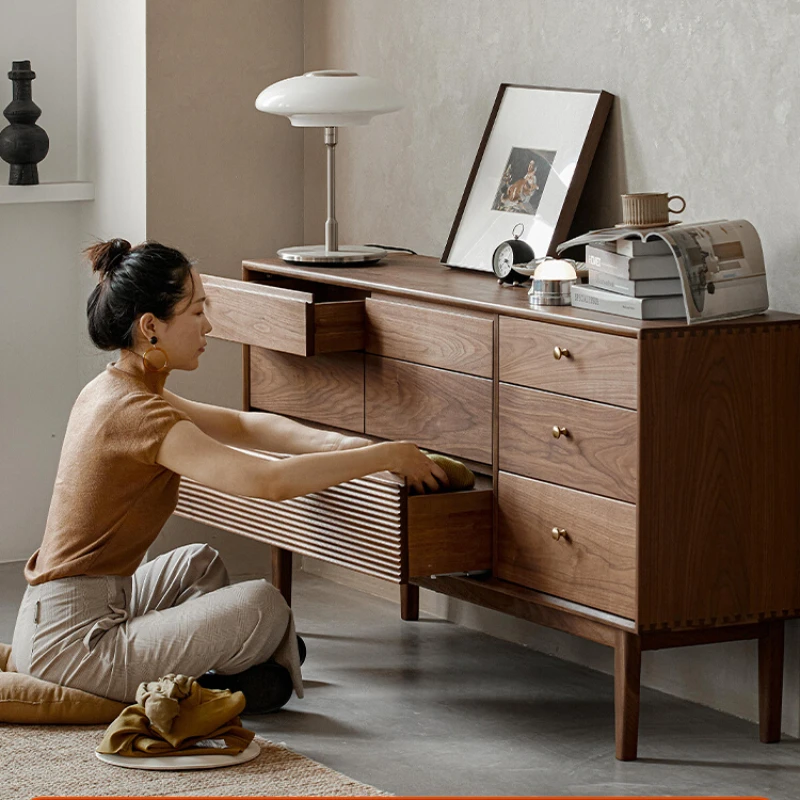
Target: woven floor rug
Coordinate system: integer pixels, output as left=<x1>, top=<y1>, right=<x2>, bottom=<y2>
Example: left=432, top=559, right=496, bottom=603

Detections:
left=1, top=724, right=391, bottom=798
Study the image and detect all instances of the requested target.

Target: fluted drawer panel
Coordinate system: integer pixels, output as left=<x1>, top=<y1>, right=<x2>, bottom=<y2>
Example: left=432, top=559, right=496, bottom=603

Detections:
left=176, top=476, right=404, bottom=582
left=174, top=450, right=494, bottom=582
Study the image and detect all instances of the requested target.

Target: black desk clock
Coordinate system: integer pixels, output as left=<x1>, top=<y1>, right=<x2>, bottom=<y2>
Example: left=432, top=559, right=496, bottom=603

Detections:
left=491, top=224, right=534, bottom=285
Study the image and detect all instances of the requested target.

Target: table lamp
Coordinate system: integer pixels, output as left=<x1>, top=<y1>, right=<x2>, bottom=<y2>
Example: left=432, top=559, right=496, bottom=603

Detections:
left=256, top=70, right=404, bottom=265
left=528, top=257, right=578, bottom=305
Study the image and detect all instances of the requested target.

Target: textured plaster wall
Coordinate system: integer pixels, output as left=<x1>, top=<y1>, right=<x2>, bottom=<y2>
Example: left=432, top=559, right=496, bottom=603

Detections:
left=304, top=0, right=800, bottom=312
left=302, top=0, right=800, bottom=733
left=144, top=0, right=305, bottom=576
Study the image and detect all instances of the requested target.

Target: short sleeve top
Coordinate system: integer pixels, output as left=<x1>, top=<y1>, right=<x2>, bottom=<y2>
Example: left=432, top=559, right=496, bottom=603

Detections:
left=24, top=363, right=192, bottom=585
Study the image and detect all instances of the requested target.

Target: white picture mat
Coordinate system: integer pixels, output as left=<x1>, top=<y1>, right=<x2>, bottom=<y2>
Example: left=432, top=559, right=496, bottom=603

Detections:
left=447, top=87, right=603, bottom=272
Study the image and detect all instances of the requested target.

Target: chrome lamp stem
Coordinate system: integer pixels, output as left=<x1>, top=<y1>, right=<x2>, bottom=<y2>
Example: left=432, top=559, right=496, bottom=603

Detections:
left=324, top=126, right=338, bottom=252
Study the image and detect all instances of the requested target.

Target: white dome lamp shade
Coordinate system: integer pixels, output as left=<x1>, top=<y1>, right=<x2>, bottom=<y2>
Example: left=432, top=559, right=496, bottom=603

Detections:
left=256, top=70, right=405, bottom=264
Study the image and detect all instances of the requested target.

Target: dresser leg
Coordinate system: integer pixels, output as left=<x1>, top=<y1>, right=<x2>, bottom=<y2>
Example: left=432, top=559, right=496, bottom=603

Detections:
left=614, top=630, right=641, bottom=761
left=271, top=547, right=293, bottom=605
left=400, top=583, right=419, bottom=621
left=759, top=618, right=784, bottom=743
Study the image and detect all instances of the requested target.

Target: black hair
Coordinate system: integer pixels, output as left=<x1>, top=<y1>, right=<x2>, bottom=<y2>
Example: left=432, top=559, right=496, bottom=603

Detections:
left=85, top=238, right=195, bottom=351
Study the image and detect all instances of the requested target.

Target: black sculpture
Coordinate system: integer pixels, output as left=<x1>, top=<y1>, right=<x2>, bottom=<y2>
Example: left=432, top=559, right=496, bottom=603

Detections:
left=0, top=60, right=49, bottom=185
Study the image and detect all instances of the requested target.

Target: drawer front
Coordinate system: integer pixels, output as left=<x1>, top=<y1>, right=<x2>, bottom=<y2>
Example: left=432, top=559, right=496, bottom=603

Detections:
left=366, top=296, right=493, bottom=377
left=497, top=472, right=636, bottom=618
left=202, top=274, right=364, bottom=356
left=250, top=347, right=365, bottom=433
left=365, top=355, right=493, bottom=464
left=499, top=317, right=638, bottom=409
left=175, top=451, right=493, bottom=581
left=500, top=384, right=637, bottom=503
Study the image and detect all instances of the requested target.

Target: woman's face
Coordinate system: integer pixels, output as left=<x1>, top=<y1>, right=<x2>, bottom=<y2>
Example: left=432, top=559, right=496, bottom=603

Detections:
left=139, top=268, right=213, bottom=371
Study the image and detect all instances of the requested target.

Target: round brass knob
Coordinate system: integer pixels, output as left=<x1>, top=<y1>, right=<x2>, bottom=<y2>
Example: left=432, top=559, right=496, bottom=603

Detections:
left=552, top=425, right=569, bottom=439
left=552, top=527, right=567, bottom=541
left=553, top=346, right=570, bottom=360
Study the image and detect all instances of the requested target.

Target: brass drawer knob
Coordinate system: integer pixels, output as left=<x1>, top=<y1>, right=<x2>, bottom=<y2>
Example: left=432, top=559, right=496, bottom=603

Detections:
left=552, top=527, right=567, bottom=541
left=553, top=346, right=570, bottom=360
left=552, top=425, right=569, bottom=439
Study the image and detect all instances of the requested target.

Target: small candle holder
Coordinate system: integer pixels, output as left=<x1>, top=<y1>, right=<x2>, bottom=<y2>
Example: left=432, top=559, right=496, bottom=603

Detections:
left=528, top=257, right=579, bottom=306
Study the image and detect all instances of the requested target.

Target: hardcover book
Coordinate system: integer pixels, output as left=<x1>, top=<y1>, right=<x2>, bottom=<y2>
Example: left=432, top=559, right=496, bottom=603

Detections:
left=570, top=284, right=684, bottom=320
left=585, top=245, right=679, bottom=280
left=587, top=268, right=682, bottom=297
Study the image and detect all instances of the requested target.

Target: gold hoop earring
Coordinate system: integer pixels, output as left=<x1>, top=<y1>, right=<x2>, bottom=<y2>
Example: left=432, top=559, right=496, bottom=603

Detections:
left=143, top=336, right=169, bottom=373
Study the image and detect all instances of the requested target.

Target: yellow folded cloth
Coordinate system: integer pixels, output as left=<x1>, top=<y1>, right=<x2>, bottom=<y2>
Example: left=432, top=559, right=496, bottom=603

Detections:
left=419, top=453, right=476, bottom=492
left=96, top=674, right=254, bottom=758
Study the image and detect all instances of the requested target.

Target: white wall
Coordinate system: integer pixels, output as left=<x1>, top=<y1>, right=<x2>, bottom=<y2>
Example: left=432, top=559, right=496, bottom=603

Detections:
left=0, top=0, right=83, bottom=563
left=301, top=0, right=800, bottom=735
left=76, top=0, right=147, bottom=386
left=0, top=0, right=78, bottom=183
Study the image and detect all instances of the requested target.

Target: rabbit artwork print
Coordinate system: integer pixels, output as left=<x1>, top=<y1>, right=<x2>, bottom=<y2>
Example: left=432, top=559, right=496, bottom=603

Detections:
left=492, top=147, right=556, bottom=216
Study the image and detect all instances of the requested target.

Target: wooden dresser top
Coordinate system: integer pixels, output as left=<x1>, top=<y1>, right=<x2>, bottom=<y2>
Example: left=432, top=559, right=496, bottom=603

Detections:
left=242, top=254, right=797, bottom=337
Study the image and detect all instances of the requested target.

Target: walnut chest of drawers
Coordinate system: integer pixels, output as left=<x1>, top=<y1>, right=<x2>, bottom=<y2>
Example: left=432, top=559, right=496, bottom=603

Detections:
left=174, top=254, right=800, bottom=760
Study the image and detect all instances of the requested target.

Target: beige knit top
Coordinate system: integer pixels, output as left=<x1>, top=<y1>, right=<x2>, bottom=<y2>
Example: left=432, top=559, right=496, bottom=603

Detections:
left=24, top=363, right=192, bottom=586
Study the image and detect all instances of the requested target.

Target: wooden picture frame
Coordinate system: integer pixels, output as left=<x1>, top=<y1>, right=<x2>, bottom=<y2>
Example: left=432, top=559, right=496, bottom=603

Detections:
left=442, top=84, right=614, bottom=273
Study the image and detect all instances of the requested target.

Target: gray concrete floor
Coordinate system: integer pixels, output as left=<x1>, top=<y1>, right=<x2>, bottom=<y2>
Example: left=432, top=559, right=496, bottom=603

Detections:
left=2, top=562, right=797, bottom=797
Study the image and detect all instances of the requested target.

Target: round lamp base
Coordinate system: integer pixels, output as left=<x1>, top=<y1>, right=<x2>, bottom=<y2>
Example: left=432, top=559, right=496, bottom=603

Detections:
left=528, top=278, right=576, bottom=306
left=277, top=245, right=387, bottom=265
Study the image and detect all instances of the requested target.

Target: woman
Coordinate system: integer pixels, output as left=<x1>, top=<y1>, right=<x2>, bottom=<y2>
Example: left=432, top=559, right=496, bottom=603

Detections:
left=11, top=238, right=448, bottom=714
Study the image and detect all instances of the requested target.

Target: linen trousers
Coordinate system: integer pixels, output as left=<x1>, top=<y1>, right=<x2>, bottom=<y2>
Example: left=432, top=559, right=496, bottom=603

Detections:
left=11, top=543, right=303, bottom=704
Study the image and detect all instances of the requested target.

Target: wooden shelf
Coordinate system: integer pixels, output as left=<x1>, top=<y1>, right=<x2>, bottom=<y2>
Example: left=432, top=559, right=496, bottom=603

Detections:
left=0, top=182, right=94, bottom=204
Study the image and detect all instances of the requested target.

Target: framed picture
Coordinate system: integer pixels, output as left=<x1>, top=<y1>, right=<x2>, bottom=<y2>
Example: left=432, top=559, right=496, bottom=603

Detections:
left=442, top=84, right=613, bottom=273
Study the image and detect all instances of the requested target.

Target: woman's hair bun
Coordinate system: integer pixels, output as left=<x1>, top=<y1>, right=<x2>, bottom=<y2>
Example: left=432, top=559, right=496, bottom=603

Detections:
left=85, top=238, right=132, bottom=279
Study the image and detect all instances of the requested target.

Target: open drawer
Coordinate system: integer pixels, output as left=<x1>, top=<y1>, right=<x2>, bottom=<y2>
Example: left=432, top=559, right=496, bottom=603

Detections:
left=174, top=450, right=493, bottom=582
left=201, top=273, right=365, bottom=356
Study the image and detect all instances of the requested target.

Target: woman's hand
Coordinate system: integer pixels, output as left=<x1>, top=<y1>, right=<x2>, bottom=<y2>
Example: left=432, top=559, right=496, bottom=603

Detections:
left=385, top=441, right=450, bottom=494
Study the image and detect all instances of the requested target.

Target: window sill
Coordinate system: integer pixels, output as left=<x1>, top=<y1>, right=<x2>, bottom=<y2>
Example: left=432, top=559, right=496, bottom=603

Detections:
left=0, top=182, right=95, bottom=204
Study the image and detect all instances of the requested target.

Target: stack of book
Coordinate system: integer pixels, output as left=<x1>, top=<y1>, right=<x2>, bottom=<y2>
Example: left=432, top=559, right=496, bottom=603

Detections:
left=570, top=237, right=685, bottom=320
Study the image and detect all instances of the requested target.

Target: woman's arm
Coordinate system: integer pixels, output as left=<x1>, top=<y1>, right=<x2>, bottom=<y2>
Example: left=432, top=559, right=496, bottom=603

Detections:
left=162, top=389, right=371, bottom=453
left=238, top=410, right=373, bottom=453
left=156, top=420, right=448, bottom=499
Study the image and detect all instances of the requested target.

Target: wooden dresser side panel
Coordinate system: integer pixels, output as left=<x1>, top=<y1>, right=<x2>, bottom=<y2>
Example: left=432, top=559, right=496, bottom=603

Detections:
left=638, top=323, right=800, bottom=629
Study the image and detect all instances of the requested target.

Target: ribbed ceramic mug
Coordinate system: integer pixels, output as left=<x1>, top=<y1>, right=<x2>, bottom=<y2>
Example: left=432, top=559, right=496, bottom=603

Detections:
left=621, top=193, right=686, bottom=227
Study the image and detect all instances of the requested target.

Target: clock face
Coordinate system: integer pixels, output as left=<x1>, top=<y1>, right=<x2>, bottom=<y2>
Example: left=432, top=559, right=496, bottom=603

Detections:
left=492, top=243, right=515, bottom=278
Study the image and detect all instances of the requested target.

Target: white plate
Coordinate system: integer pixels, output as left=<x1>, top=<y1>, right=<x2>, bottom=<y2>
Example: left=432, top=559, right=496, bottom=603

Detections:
left=95, top=738, right=260, bottom=771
